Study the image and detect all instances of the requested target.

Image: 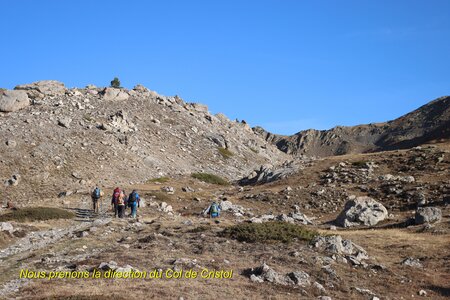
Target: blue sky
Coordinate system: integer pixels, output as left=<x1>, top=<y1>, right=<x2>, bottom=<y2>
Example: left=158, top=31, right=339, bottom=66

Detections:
left=1, top=1, right=449, bottom=135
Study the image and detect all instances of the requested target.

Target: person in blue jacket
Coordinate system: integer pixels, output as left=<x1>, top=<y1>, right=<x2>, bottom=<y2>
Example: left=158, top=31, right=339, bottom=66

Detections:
left=128, top=190, right=140, bottom=218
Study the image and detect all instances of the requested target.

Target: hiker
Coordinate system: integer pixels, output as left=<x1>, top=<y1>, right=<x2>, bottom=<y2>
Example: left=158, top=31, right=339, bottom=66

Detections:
left=208, top=201, right=221, bottom=218
left=117, top=190, right=126, bottom=218
left=122, top=189, right=128, bottom=208
left=111, top=187, right=121, bottom=217
left=128, top=189, right=140, bottom=218
left=91, top=186, right=102, bottom=213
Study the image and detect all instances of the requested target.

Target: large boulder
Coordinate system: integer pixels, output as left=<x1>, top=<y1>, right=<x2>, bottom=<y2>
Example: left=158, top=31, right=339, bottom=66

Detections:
left=15, top=80, right=66, bottom=98
left=0, top=90, right=30, bottom=112
left=415, top=207, right=442, bottom=224
left=102, top=88, right=129, bottom=101
left=335, top=196, right=388, bottom=227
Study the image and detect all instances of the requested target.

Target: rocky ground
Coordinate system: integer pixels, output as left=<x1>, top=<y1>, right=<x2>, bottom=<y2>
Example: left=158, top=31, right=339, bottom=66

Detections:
left=0, top=141, right=449, bottom=299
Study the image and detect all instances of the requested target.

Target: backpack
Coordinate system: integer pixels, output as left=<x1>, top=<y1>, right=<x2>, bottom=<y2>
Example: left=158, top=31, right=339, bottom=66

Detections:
left=117, top=193, right=125, bottom=206
left=93, top=188, right=101, bottom=199
left=129, top=191, right=138, bottom=203
left=210, top=203, right=218, bottom=214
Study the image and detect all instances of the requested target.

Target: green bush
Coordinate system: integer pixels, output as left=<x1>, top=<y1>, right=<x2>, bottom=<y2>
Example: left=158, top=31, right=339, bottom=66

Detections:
left=191, top=173, right=229, bottom=185
left=222, top=222, right=318, bottom=243
left=218, top=147, right=234, bottom=159
left=110, top=77, right=121, bottom=88
left=0, top=207, right=75, bottom=222
left=147, top=177, right=170, bottom=184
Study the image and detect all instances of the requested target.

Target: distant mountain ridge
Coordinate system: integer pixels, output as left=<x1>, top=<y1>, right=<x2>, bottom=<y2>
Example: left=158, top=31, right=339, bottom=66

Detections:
left=254, top=96, right=450, bottom=157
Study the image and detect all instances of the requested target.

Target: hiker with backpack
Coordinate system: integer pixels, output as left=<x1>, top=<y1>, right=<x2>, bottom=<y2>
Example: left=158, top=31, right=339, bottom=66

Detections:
left=117, top=190, right=126, bottom=218
left=207, top=201, right=221, bottom=218
left=111, top=187, right=121, bottom=218
left=128, top=189, right=140, bottom=218
left=91, top=186, right=102, bottom=213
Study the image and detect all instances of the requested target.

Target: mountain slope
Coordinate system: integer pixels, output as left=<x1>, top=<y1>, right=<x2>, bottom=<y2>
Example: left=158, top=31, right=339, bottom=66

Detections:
left=254, top=96, right=450, bottom=157
left=0, top=81, right=289, bottom=203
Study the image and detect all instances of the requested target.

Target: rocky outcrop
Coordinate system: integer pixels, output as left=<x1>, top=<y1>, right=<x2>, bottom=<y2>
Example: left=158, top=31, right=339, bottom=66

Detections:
left=238, top=162, right=298, bottom=185
left=15, top=80, right=67, bottom=98
left=335, top=196, right=388, bottom=227
left=312, top=235, right=369, bottom=267
left=0, top=90, right=30, bottom=112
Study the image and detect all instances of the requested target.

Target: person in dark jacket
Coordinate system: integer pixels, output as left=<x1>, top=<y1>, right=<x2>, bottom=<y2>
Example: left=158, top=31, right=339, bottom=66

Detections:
left=111, top=187, right=121, bottom=217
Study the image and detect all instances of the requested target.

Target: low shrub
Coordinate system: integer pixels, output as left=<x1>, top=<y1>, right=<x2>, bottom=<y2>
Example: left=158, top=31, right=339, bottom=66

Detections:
left=191, top=173, right=229, bottom=185
left=0, top=207, right=75, bottom=222
left=222, top=222, right=318, bottom=243
left=218, top=147, right=234, bottom=159
left=188, top=225, right=210, bottom=233
left=147, top=177, right=170, bottom=184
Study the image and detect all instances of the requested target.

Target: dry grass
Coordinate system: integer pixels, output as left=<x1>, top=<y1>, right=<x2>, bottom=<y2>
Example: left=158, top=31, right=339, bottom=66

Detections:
left=146, top=177, right=171, bottom=184
left=222, top=222, right=318, bottom=243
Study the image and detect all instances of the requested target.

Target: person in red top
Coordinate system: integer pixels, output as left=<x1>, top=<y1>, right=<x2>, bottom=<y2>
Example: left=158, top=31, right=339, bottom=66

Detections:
left=111, top=187, right=121, bottom=218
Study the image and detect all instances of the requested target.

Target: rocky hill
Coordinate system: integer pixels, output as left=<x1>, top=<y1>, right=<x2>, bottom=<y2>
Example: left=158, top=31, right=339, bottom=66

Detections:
left=254, top=96, right=450, bottom=157
left=0, top=80, right=289, bottom=202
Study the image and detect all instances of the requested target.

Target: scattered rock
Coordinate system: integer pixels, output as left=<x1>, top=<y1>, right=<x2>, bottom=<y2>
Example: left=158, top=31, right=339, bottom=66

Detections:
left=0, top=222, right=14, bottom=234
left=218, top=200, right=245, bottom=216
left=4, top=174, right=20, bottom=187
left=247, top=263, right=311, bottom=287
left=250, top=274, right=264, bottom=283
left=161, top=186, right=175, bottom=194
left=286, top=271, right=310, bottom=287
left=313, top=281, right=327, bottom=294
left=401, top=257, right=423, bottom=268
left=58, top=117, right=72, bottom=128
left=415, top=207, right=442, bottom=224
left=311, top=235, right=369, bottom=263
left=182, top=186, right=195, bottom=192
left=355, top=287, right=377, bottom=297
left=5, top=140, right=17, bottom=147
left=98, top=261, right=118, bottom=271
left=418, top=290, right=427, bottom=296
left=160, top=202, right=173, bottom=213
